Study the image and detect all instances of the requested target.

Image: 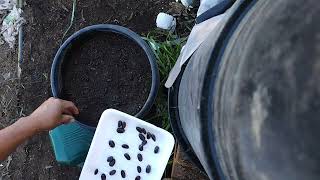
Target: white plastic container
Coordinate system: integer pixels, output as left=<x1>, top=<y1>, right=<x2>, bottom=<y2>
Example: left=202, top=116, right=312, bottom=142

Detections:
left=156, top=12, right=176, bottom=32
left=79, top=109, right=175, bottom=180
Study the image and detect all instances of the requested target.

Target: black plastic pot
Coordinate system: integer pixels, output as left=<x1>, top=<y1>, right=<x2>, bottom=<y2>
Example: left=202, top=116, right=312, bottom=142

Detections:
left=168, top=0, right=257, bottom=179
left=51, top=24, right=159, bottom=129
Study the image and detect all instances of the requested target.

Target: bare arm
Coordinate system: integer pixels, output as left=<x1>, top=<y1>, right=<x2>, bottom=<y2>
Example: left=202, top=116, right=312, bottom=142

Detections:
left=0, top=98, right=79, bottom=161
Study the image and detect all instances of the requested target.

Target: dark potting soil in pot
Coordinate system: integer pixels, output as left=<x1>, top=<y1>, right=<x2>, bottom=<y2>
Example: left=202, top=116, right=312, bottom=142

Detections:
left=61, top=32, right=151, bottom=127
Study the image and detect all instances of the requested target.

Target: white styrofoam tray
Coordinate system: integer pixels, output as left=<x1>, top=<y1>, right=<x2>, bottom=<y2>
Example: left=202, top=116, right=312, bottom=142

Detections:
left=79, top=109, right=175, bottom=180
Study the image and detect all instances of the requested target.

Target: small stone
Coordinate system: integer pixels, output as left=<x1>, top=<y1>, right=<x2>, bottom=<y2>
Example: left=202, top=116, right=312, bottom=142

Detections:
left=139, top=134, right=145, bottom=141
left=151, top=134, right=156, bottom=142
left=146, top=165, right=151, bottom=173
left=141, top=128, right=146, bottom=134
left=137, top=166, right=141, bottom=173
left=107, top=156, right=113, bottom=162
left=109, top=159, right=116, bottom=167
left=135, top=176, right=141, bottom=180
left=137, top=153, right=143, bottom=161
left=94, top=169, right=98, bottom=175
left=122, top=144, right=129, bottom=149
left=109, top=170, right=116, bottom=175
left=124, top=153, right=131, bottom=160
left=139, top=144, right=144, bottom=151
left=147, top=132, right=151, bottom=139
left=117, top=128, right=125, bottom=133
left=121, top=170, right=126, bottom=178
left=101, top=173, right=106, bottom=180
left=154, top=146, right=160, bottom=154
left=109, top=140, right=115, bottom=148
left=136, top=127, right=143, bottom=133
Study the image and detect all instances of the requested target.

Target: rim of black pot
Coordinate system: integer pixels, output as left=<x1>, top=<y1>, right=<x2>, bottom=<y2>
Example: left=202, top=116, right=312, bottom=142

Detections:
left=50, top=24, right=160, bottom=130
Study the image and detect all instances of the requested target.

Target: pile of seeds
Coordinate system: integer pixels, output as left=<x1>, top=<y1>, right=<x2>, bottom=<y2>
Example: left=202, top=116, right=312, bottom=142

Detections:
left=93, top=120, right=161, bottom=179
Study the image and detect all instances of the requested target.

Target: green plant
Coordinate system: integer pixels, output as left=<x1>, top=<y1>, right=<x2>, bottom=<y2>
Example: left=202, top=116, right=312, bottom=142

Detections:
left=144, top=30, right=187, bottom=134
left=61, top=0, right=77, bottom=43
left=143, top=31, right=187, bottom=82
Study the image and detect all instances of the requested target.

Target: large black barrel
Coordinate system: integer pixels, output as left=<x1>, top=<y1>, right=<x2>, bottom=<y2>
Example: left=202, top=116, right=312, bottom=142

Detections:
left=170, top=0, right=320, bottom=179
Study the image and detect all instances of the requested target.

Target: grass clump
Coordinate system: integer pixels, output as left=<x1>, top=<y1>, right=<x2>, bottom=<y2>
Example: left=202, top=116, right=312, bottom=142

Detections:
left=143, top=30, right=187, bottom=132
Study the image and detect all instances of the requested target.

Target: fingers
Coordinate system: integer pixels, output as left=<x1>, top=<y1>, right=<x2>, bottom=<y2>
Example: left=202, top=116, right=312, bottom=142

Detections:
left=60, top=114, right=75, bottom=124
left=59, top=99, right=79, bottom=115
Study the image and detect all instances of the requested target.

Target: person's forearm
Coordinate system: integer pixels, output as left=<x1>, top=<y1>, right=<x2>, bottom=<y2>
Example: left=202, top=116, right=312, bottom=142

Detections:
left=0, top=116, right=37, bottom=160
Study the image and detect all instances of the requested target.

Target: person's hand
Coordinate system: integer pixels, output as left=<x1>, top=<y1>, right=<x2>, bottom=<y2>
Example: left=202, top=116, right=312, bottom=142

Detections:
left=27, top=97, right=79, bottom=131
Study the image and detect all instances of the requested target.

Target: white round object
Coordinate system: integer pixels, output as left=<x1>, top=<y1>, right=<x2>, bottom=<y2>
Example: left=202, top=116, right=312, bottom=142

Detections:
left=156, top=12, right=176, bottom=31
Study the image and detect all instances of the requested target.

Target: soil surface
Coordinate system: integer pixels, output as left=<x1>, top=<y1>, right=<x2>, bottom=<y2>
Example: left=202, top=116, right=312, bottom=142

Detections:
left=0, top=0, right=172, bottom=179
left=62, top=32, right=151, bottom=127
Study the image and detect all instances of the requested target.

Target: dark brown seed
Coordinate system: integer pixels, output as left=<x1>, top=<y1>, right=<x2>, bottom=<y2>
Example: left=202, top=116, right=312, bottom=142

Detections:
left=137, top=153, right=143, bottom=161
left=142, top=140, right=147, bottom=146
left=124, top=153, right=131, bottom=160
left=136, top=127, right=143, bottom=133
left=146, top=165, right=151, bottom=173
left=107, top=156, right=113, bottom=162
left=109, top=170, right=116, bottom=175
left=118, top=121, right=122, bottom=128
left=139, top=144, right=143, bottom=151
left=154, top=146, right=160, bottom=153
left=137, top=166, right=141, bottom=173
left=117, top=128, right=125, bottom=133
left=109, top=140, right=115, bottom=148
left=139, top=134, right=145, bottom=141
left=94, top=169, right=98, bottom=175
left=147, top=132, right=151, bottom=139
left=109, top=159, right=115, bottom=167
left=122, top=121, right=126, bottom=128
left=135, top=176, right=141, bottom=180
left=151, top=134, right=156, bottom=141
left=101, top=173, right=106, bottom=180
left=121, top=170, right=126, bottom=178
left=141, top=128, right=146, bottom=134
left=122, top=144, right=129, bottom=149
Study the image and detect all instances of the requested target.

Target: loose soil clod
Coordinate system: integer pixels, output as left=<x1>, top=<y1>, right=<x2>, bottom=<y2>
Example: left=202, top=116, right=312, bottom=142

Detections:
left=135, top=175, right=141, bottom=180
left=94, top=169, right=99, bottom=175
